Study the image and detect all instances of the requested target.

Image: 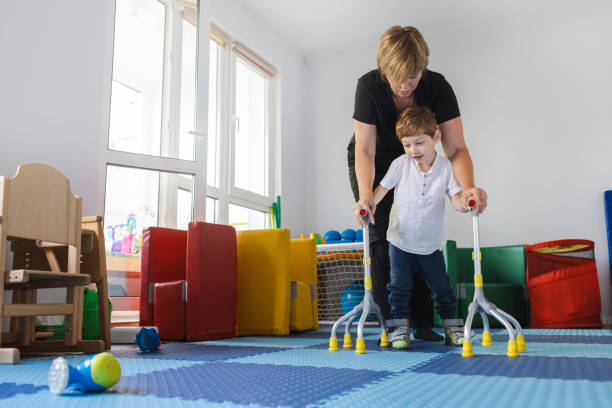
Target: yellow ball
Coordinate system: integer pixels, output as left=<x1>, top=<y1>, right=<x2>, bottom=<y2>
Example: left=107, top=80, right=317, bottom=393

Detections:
left=91, top=352, right=122, bottom=388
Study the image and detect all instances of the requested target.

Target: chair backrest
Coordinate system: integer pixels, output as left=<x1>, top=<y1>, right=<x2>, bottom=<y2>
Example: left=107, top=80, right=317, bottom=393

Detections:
left=81, top=216, right=106, bottom=283
left=1, top=163, right=81, bottom=246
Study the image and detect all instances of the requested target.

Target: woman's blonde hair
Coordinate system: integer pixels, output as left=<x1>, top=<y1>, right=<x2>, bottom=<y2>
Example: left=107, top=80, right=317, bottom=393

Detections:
left=396, top=106, right=437, bottom=141
left=377, top=26, right=429, bottom=83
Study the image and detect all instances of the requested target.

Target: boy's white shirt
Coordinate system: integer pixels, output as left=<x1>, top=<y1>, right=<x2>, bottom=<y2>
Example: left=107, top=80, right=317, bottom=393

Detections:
left=380, top=153, right=461, bottom=255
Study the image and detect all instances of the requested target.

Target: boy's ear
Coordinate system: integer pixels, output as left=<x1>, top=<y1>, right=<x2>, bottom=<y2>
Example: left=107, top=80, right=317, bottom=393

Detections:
left=433, top=128, right=442, bottom=142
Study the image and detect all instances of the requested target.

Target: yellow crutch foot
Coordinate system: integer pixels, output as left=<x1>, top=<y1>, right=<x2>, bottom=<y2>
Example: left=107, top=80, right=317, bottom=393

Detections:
left=328, top=337, right=339, bottom=352
left=481, top=331, right=492, bottom=346
left=462, top=340, right=474, bottom=357
left=343, top=333, right=353, bottom=349
left=380, top=332, right=389, bottom=347
left=507, top=340, right=519, bottom=357
left=517, top=335, right=527, bottom=351
left=355, top=337, right=366, bottom=354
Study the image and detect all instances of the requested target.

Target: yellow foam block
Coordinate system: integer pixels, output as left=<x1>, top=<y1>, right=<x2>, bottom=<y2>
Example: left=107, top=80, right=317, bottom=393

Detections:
left=290, top=238, right=318, bottom=330
left=290, top=280, right=314, bottom=331
left=236, top=229, right=291, bottom=336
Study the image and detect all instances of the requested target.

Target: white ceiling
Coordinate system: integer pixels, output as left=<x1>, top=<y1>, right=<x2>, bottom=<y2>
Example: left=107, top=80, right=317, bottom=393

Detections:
left=233, top=0, right=544, bottom=57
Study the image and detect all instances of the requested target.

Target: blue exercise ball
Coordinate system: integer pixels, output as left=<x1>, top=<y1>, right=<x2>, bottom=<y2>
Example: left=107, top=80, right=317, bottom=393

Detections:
left=341, top=229, right=356, bottom=242
left=355, top=229, right=363, bottom=242
left=324, top=230, right=341, bottom=242
left=341, top=281, right=364, bottom=314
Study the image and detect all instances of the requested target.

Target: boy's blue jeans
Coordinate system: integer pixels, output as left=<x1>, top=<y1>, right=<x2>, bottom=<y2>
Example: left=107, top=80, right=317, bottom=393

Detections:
left=387, top=243, right=457, bottom=321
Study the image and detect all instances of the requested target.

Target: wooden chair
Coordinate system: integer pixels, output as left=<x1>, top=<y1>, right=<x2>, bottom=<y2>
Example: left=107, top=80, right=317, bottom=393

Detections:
left=9, top=216, right=111, bottom=351
left=81, top=216, right=111, bottom=350
left=0, top=163, right=103, bottom=364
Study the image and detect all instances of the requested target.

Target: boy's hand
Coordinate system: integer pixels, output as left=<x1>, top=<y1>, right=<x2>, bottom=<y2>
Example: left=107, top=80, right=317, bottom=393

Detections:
left=352, top=198, right=375, bottom=227
left=461, top=187, right=487, bottom=213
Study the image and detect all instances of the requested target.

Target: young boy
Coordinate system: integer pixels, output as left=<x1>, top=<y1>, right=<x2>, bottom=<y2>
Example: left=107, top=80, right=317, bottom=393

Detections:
left=364, top=106, right=468, bottom=349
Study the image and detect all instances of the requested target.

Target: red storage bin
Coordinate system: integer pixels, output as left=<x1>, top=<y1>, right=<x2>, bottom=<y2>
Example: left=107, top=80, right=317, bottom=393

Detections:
left=186, top=221, right=237, bottom=341
left=154, top=280, right=187, bottom=340
left=526, top=239, right=602, bottom=328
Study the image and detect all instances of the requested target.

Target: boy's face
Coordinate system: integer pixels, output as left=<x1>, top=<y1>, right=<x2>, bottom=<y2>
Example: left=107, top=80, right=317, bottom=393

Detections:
left=401, top=131, right=440, bottom=166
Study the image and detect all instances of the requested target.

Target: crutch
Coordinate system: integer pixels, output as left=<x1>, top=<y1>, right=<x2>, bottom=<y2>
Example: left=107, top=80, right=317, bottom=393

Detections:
left=329, top=209, right=389, bottom=354
left=462, top=199, right=526, bottom=358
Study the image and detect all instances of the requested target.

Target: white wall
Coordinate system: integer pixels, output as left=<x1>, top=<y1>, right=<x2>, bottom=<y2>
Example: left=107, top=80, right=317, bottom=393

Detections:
left=304, top=1, right=612, bottom=322
left=0, top=0, right=306, bottom=235
left=0, top=1, right=114, bottom=216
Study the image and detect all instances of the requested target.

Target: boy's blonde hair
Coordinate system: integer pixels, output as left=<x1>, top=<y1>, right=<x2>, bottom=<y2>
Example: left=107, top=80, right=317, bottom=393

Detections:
left=377, top=26, right=429, bottom=83
left=396, top=106, right=437, bottom=140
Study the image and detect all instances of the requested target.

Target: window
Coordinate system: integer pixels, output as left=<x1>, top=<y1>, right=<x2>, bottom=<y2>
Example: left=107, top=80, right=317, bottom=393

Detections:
left=104, top=0, right=204, bottom=315
left=207, top=27, right=277, bottom=229
left=104, top=5, right=278, bottom=317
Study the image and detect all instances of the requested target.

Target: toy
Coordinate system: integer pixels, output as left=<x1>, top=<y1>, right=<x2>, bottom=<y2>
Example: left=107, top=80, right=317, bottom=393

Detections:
left=341, top=281, right=377, bottom=321
left=104, top=213, right=142, bottom=255
left=134, top=327, right=161, bottom=352
left=324, top=230, right=341, bottom=242
left=461, top=199, right=526, bottom=358
left=341, top=229, right=357, bottom=242
left=48, top=352, right=121, bottom=394
left=340, top=281, right=364, bottom=314
left=328, top=209, right=388, bottom=353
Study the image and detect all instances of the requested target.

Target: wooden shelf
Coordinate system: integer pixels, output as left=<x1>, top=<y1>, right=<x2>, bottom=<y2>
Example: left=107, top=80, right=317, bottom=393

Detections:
left=106, top=255, right=140, bottom=272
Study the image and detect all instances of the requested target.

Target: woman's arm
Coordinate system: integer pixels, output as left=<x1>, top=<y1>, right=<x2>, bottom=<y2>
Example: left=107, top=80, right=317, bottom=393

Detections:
left=353, top=119, right=377, bottom=225
left=439, top=117, right=488, bottom=213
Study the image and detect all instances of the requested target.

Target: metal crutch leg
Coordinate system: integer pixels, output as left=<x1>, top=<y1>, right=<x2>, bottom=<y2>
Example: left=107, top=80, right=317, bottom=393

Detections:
left=329, top=209, right=389, bottom=353
left=461, top=200, right=524, bottom=358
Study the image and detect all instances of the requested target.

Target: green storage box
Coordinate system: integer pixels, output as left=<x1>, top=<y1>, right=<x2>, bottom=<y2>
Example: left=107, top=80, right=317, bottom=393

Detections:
left=434, top=240, right=529, bottom=328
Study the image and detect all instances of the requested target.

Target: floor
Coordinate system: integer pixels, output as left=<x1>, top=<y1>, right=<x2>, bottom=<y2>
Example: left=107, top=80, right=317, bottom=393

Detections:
left=1, top=327, right=611, bottom=407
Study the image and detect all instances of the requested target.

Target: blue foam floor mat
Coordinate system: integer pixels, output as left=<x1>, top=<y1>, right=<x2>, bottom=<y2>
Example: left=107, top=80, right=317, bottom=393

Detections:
left=1, top=328, right=611, bottom=408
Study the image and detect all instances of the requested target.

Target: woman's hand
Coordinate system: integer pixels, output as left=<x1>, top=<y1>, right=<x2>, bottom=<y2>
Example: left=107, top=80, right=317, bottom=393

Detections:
left=461, top=187, right=487, bottom=213
left=352, top=197, right=376, bottom=227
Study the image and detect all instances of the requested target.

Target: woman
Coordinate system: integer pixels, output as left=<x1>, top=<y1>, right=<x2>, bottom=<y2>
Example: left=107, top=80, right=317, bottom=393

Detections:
left=347, top=26, right=487, bottom=340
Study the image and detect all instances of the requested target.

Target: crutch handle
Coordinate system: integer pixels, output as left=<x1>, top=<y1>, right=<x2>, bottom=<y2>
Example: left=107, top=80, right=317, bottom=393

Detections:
left=359, top=208, right=370, bottom=224
left=468, top=199, right=478, bottom=211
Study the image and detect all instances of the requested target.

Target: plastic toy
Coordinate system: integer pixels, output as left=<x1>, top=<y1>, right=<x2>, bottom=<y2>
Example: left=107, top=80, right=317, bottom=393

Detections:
left=329, top=209, right=388, bottom=354
left=104, top=213, right=142, bottom=255
left=48, top=352, right=121, bottom=394
left=340, top=281, right=364, bottom=314
left=461, top=199, right=526, bottom=358
left=341, top=229, right=357, bottom=242
left=324, top=230, right=341, bottom=242
left=134, top=327, right=161, bottom=352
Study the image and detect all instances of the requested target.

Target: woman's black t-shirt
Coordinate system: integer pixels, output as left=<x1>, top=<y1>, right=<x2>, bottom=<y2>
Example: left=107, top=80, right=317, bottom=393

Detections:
left=347, top=69, right=460, bottom=242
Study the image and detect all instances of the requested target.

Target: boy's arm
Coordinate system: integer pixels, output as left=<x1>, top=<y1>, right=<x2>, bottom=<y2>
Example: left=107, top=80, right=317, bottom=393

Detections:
left=450, top=192, right=468, bottom=212
left=373, top=184, right=390, bottom=206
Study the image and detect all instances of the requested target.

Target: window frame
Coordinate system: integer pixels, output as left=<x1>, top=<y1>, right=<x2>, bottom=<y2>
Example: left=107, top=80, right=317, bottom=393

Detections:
left=207, top=25, right=277, bottom=225
left=103, top=0, right=207, bottom=224
left=102, top=0, right=208, bottom=318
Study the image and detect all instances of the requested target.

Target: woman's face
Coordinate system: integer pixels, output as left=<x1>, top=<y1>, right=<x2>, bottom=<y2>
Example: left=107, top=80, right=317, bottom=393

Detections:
left=388, top=71, right=422, bottom=98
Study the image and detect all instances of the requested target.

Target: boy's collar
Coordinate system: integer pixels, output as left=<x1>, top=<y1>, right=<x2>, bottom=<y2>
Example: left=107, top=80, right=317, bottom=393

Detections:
left=411, top=152, right=438, bottom=174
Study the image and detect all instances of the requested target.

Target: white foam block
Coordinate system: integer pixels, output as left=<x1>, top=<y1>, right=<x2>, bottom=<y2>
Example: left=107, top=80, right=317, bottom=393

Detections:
left=111, top=326, right=158, bottom=344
